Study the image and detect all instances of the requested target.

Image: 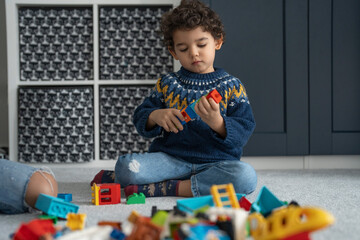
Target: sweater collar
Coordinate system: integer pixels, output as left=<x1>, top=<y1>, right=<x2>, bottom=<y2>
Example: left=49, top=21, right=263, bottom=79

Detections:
left=177, top=67, right=228, bottom=85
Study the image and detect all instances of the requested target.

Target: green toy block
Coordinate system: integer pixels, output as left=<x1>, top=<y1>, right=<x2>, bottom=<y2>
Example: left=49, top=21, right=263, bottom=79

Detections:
left=38, top=214, right=58, bottom=224
left=126, top=193, right=145, bottom=204
left=151, top=210, right=168, bottom=226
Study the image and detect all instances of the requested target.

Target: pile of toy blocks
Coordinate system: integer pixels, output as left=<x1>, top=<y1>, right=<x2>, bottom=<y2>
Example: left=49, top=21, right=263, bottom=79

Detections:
left=11, top=183, right=335, bottom=240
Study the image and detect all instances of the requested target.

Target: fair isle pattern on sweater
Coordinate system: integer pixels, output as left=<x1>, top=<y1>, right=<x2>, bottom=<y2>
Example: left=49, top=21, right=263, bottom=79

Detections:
left=152, top=67, right=249, bottom=114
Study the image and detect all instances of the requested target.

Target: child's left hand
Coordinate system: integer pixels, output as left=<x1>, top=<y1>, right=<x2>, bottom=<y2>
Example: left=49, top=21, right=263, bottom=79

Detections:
left=194, top=96, right=224, bottom=132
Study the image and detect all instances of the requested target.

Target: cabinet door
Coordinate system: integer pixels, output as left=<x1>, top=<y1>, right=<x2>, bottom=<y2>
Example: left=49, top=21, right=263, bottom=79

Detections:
left=211, top=0, right=309, bottom=155
left=309, top=0, right=360, bottom=154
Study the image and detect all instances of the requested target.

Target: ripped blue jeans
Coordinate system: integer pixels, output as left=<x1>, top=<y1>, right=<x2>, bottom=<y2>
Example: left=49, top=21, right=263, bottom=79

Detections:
left=114, top=152, right=257, bottom=197
left=0, top=159, right=55, bottom=214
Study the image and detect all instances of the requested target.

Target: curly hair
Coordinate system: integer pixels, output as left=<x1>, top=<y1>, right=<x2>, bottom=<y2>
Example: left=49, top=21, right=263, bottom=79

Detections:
left=160, top=0, right=225, bottom=49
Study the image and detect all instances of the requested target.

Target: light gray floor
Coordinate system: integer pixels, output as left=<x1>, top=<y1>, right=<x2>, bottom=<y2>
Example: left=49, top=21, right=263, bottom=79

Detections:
left=0, top=167, right=359, bottom=240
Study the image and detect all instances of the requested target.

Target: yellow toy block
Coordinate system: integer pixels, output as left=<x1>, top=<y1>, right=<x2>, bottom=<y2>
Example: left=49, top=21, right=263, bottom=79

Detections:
left=210, top=183, right=240, bottom=209
left=248, top=205, right=335, bottom=240
left=91, top=183, right=100, bottom=206
left=66, top=213, right=87, bottom=231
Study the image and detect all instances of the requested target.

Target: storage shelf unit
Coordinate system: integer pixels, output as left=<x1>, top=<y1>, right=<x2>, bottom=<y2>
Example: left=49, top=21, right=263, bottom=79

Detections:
left=6, top=0, right=181, bottom=162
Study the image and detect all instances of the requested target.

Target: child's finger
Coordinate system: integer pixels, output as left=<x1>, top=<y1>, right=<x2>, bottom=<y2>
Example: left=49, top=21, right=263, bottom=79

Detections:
left=197, top=98, right=208, bottom=114
left=169, top=120, right=180, bottom=133
left=174, top=110, right=185, bottom=121
left=208, top=98, right=219, bottom=111
left=162, top=122, right=171, bottom=132
left=170, top=115, right=183, bottom=131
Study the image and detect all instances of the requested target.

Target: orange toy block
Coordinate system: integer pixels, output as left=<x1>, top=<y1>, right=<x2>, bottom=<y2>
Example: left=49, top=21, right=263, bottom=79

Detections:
left=206, top=89, right=222, bottom=103
left=180, top=110, right=192, bottom=123
left=91, top=183, right=121, bottom=205
left=127, top=217, right=162, bottom=240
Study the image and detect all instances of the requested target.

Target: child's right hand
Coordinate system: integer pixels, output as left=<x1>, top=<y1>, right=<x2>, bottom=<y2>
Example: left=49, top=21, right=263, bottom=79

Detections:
left=147, top=109, right=184, bottom=133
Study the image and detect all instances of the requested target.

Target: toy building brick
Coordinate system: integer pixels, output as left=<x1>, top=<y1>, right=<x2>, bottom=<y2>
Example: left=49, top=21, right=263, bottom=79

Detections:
left=13, top=219, right=56, bottom=240
left=57, top=193, right=73, bottom=202
left=206, top=89, right=222, bottom=103
left=126, top=192, right=145, bottom=204
left=35, top=194, right=79, bottom=219
left=66, top=213, right=87, bottom=231
left=239, top=196, right=252, bottom=211
left=127, top=217, right=163, bottom=240
left=91, top=183, right=121, bottom=205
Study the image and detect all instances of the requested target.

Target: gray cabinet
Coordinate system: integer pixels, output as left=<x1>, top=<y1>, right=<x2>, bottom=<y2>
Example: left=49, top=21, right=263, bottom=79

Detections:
left=211, top=0, right=360, bottom=155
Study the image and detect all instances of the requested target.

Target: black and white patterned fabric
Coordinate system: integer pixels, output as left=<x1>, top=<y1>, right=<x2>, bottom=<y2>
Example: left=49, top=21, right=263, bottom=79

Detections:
left=18, top=87, right=94, bottom=162
left=99, top=6, right=173, bottom=80
left=100, top=86, right=153, bottom=160
left=18, top=7, right=93, bottom=81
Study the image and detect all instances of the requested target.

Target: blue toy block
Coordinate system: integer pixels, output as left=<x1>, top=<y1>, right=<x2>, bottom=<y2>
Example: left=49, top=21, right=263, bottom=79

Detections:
left=177, top=193, right=245, bottom=214
left=185, top=102, right=197, bottom=119
left=250, top=186, right=285, bottom=216
left=110, top=229, right=126, bottom=240
left=57, top=193, right=72, bottom=202
left=35, top=194, right=79, bottom=219
left=186, top=224, right=231, bottom=240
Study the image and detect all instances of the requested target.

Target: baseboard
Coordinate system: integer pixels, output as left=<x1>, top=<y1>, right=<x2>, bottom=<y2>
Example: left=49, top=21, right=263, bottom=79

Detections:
left=242, top=155, right=360, bottom=170
left=24, top=155, right=360, bottom=170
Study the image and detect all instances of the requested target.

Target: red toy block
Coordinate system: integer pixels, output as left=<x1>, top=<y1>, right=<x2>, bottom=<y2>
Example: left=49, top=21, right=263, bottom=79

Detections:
left=239, top=196, right=252, bottom=211
left=206, top=89, right=222, bottom=103
left=92, top=183, right=121, bottom=205
left=282, top=231, right=311, bottom=240
left=13, top=219, right=56, bottom=240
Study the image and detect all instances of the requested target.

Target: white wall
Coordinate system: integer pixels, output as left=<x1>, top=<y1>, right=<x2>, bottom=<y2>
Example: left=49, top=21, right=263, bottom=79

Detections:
left=0, top=0, right=9, bottom=148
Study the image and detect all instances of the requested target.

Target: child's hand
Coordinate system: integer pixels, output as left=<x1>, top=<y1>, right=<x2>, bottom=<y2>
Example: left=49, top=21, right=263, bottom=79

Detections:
left=195, top=97, right=226, bottom=138
left=147, top=109, right=184, bottom=133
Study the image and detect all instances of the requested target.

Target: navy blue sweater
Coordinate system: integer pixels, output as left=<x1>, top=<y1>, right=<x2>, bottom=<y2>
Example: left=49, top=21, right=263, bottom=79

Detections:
left=133, top=67, right=255, bottom=163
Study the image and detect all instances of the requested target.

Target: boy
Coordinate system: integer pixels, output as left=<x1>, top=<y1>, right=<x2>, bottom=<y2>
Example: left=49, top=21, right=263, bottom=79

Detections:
left=91, top=0, right=257, bottom=197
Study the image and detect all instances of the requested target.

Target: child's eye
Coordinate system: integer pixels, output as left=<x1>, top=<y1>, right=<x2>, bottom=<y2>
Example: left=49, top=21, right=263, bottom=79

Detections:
left=198, top=44, right=206, bottom=48
left=179, top=48, right=188, bottom=52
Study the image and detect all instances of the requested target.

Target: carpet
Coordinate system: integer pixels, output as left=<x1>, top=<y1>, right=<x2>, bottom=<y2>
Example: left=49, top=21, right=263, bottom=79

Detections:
left=0, top=167, right=359, bottom=240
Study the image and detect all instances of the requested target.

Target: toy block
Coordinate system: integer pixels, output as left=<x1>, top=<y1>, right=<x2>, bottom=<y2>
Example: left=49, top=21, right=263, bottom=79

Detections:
left=66, top=213, right=87, bottom=231
left=151, top=210, right=169, bottom=227
left=180, top=109, right=192, bottom=124
left=91, top=183, right=121, bottom=205
left=248, top=205, right=335, bottom=240
left=206, top=89, right=222, bottom=103
left=126, top=192, right=146, bottom=204
left=239, top=196, right=252, bottom=211
left=211, top=183, right=240, bottom=208
left=13, top=219, right=56, bottom=240
left=38, top=214, right=58, bottom=224
left=35, top=194, right=79, bottom=219
left=57, top=193, right=72, bottom=202
left=128, top=210, right=141, bottom=223
left=181, top=224, right=229, bottom=240
left=110, top=229, right=126, bottom=240
left=250, top=186, right=285, bottom=217
left=98, top=221, right=122, bottom=230
left=185, top=103, right=197, bottom=119
left=206, top=207, right=248, bottom=240
left=127, top=217, right=163, bottom=240
left=177, top=193, right=245, bottom=214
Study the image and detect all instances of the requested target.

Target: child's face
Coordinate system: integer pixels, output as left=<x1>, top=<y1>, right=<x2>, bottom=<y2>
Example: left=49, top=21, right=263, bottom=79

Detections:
left=169, top=27, right=223, bottom=74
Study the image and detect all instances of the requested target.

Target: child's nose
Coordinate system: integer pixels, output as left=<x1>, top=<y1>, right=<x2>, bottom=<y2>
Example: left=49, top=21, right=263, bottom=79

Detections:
left=189, top=47, right=199, bottom=57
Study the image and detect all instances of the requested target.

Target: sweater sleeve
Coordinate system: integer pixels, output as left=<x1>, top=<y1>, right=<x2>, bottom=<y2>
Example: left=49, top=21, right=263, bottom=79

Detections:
left=210, top=83, right=256, bottom=149
left=133, top=79, right=165, bottom=138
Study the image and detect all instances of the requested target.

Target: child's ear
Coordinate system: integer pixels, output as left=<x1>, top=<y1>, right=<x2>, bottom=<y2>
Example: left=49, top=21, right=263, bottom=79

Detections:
left=215, top=36, right=224, bottom=50
left=168, top=47, right=179, bottom=60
